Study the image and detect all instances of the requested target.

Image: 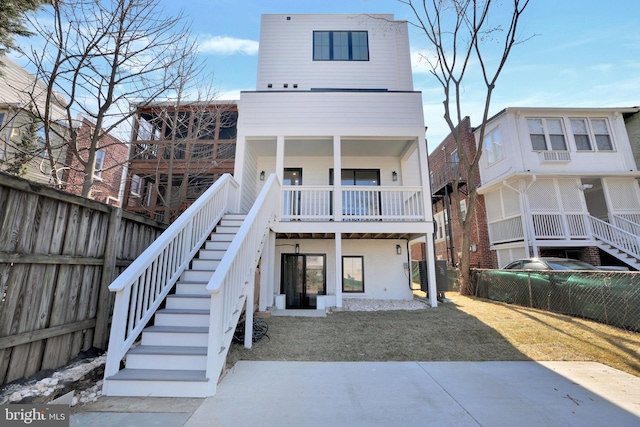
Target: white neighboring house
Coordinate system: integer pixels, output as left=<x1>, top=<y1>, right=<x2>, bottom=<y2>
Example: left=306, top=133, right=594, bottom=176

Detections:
left=476, top=106, right=640, bottom=269
left=235, top=14, right=437, bottom=310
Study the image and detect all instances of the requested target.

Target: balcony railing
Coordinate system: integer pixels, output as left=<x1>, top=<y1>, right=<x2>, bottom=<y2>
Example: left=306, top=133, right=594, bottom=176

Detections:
left=281, top=186, right=425, bottom=221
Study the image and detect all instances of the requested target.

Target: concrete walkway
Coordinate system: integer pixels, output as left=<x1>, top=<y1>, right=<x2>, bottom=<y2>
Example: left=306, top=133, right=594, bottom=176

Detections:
left=71, top=361, right=640, bottom=427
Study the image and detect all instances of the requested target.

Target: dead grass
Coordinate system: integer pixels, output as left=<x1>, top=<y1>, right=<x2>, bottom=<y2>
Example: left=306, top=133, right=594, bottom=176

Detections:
left=227, top=293, right=640, bottom=377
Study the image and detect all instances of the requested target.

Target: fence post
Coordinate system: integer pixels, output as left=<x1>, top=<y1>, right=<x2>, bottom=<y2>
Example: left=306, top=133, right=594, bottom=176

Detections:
left=527, top=272, right=533, bottom=308
left=93, top=207, right=123, bottom=350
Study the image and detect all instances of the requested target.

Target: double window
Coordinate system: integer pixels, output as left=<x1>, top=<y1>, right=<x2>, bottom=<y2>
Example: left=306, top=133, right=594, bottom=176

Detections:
left=313, top=31, right=369, bottom=61
left=570, top=118, right=613, bottom=151
left=527, top=118, right=567, bottom=151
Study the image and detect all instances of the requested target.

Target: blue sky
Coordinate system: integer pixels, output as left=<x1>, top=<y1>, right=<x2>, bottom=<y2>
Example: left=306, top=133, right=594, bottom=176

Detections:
left=13, top=0, right=640, bottom=151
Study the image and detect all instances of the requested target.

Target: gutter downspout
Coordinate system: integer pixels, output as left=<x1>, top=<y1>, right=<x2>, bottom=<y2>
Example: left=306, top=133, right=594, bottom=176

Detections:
left=503, top=175, right=537, bottom=257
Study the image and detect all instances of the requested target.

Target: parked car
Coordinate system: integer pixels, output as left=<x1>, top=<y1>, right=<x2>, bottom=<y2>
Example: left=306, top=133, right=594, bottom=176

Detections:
left=501, top=257, right=599, bottom=271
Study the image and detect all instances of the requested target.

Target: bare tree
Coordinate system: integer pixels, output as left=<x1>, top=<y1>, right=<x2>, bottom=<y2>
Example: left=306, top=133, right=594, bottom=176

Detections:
left=24, top=0, right=200, bottom=197
left=401, top=0, right=532, bottom=294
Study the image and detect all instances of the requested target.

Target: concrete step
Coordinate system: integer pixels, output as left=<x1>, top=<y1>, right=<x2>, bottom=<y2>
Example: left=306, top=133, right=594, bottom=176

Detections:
left=181, top=269, right=215, bottom=282
left=154, top=309, right=210, bottom=327
left=166, top=294, right=211, bottom=310
left=125, top=345, right=207, bottom=370
left=175, top=281, right=208, bottom=295
left=192, top=259, right=221, bottom=270
left=198, top=249, right=226, bottom=260
left=103, top=369, right=209, bottom=398
left=141, top=325, right=208, bottom=347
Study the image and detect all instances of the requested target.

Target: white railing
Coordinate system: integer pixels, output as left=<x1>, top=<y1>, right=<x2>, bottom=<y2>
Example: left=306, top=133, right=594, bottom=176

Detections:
left=281, top=186, right=425, bottom=221
left=103, top=174, right=239, bottom=384
left=488, top=216, right=524, bottom=243
left=613, top=214, right=640, bottom=237
left=590, top=215, right=640, bottom=260
left=282, top=186, right=332, bottom=221
left=205, top=174, right=280, bottom=394
left=531, top=213, right=589, bottom=239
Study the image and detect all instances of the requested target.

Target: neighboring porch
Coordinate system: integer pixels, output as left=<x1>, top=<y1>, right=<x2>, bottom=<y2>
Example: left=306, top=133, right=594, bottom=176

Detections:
left=485, top=176, right=640, bottom=269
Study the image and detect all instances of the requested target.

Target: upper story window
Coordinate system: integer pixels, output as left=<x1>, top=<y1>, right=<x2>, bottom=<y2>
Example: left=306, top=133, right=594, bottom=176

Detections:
left=570, top=118, right=613, bottom=151
left=313, top=31, right=369, bottom=61
left=484, top=127, right=504, bottom=164
left=94, top=149, right=105, bottom=179
left=527, top=118, right=567, bottom=151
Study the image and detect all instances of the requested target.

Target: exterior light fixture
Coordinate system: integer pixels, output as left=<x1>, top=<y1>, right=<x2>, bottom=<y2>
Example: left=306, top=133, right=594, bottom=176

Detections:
left=396, top=244, right=402, bottom=255
left=295, top=244, right=300, bottom=254
left=260, top=171, right=265, bottom=181
left=392, top=171, right=398, bottom=181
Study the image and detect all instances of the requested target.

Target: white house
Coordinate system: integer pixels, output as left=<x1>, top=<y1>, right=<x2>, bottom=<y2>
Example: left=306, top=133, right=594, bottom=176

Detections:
left=476, top=106, right=640, bottom=269
left=235, top=14, right=437, bottom=311
left=102, top=13, right=437, bottom=398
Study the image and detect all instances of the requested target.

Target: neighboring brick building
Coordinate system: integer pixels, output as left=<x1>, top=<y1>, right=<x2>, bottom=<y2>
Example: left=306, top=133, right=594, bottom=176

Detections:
left=123, top=101, right=238, bottom=223
left=424, top=117, right=495, bottom=268
left=63, top=116, right=129, bottom=205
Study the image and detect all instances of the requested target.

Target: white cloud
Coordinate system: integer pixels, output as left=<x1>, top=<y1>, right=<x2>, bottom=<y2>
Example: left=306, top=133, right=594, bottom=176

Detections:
left=198, top=36, right=259, bottom=55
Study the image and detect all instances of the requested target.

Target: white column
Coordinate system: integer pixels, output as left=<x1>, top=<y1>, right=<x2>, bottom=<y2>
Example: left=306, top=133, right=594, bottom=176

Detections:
left=335, top=233, right=343, bottom=308
left=417, top=135, right=431, bottom=221
left=244, top=279, right=254, bottom=349
left=276, top=136, right=285, bottom=184
left=259, top=230, right=275, bottom=311
left=425, top=234, right=438, bottom=308
left=333, top=136, right=342, bottom=222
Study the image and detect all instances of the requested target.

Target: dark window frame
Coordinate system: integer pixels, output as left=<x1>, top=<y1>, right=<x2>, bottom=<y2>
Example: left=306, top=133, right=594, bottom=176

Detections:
left=342, top=255, right=365, bottom=293
left=313, top=31, right=369, bottom=61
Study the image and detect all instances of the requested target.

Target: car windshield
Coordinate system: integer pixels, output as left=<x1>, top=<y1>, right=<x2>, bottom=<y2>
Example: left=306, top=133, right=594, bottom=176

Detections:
left=545, top=260, right=598, bottom=270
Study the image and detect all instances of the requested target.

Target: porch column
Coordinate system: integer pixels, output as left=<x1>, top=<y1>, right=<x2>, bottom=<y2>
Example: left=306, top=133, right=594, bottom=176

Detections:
left=333, top=136, right=342, bottom=222
left=335, top=233, right=343, bottom=308
left=417, top=135, right=431, bottom=221
left=425, top=233, right=438, bottom=308
left=276, top=136, right=285, bottom=184
left=234, top=135, right=246, bottom=208
left=259, top=230, right=275, bottom=311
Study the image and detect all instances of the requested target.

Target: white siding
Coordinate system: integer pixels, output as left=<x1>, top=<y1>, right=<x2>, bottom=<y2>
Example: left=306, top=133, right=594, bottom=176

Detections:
left=238, top=91, right=425, bottom=137
left=273, top=238, right=413, bottom=301
left=256, top=14, right=413, bottom=91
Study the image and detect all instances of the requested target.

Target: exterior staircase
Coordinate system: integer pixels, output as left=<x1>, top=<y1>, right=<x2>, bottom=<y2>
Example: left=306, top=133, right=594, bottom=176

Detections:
left=103, top=215, right=245, bottom=397
left=102, top=174, right=281, bottom=398
left=590, top=215, right=640, bottom=270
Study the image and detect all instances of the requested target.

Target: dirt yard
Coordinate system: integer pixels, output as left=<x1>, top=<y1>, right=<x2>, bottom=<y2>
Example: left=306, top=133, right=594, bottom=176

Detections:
left=226, top=293, right=640, bottom=378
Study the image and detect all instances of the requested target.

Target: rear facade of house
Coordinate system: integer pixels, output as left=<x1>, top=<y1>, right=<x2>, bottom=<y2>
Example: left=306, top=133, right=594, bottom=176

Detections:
left=101, top=13, right=437, bottom=398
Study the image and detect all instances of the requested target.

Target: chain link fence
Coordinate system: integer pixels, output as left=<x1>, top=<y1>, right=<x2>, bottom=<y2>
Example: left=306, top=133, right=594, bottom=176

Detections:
left=470, top=269, right=640, bottom=332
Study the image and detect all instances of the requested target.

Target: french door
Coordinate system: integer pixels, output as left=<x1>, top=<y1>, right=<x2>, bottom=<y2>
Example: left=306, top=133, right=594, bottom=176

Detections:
left=281, top=254, right=326, bottom=309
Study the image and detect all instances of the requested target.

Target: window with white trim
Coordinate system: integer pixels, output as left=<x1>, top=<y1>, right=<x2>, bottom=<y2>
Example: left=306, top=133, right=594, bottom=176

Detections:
left=94, top=149, right=105, bottom=179
left=460, top=199, right=467, bottom=220
left=527, top=118, right=567, bottom=151
left=483, top=127, right=504, bottom=164
left=570, top=118, right=613, bottom=151
left=313, top=31, right=369, bottom=61
left=131, top=174, right=142, bottom=196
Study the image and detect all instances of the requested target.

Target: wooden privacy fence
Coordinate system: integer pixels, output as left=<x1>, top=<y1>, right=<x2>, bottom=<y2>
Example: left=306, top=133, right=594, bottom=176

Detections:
left=0, top=172, right=166, bottom=385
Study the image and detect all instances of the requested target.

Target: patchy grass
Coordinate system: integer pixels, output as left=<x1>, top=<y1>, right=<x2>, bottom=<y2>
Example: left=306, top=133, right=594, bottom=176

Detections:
left=227, top=293, right=640, bottom=377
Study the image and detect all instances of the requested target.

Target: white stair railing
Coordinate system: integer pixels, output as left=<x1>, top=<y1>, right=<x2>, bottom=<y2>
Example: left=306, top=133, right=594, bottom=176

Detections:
left=205, top=174, right=281, bottom=394
left=103, top=174, right=239, bottom=385
left=589, top=215, right=640, bottom=261
left=613, top=214, right=640, bottom=237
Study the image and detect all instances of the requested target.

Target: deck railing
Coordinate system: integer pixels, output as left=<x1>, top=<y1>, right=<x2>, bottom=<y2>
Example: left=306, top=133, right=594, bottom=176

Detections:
left=282, top=186, right=425, bottom=221
left=103, top=174, right=239, bottom=385
left=531, top=213, right=590, bottom=239
left=205, top=174, right=280, bottom=394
